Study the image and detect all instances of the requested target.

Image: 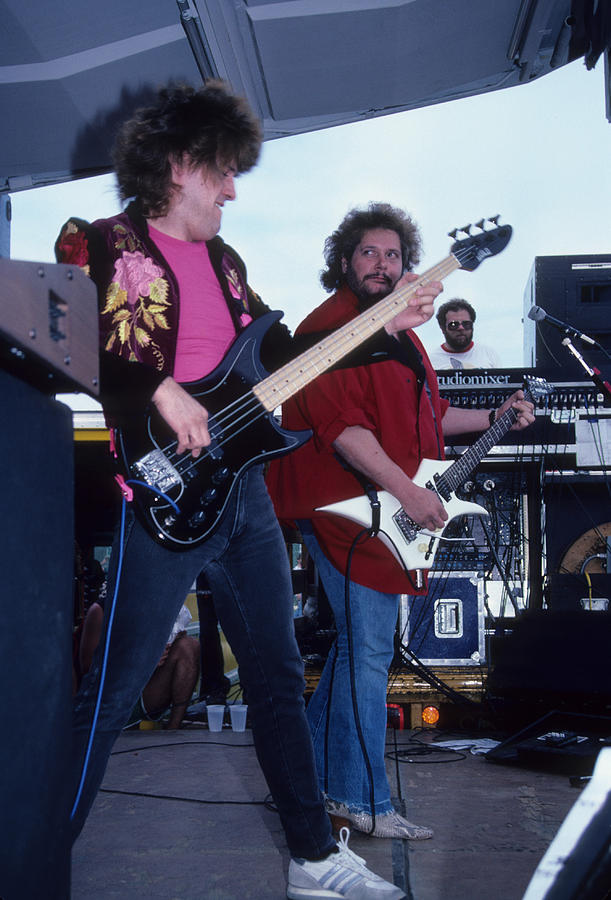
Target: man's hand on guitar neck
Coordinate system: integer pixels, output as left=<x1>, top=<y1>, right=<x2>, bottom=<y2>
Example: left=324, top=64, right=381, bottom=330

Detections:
left=384, top=274, right=443, bottom=336
left=494, top=390, right=535, bottom=431
left=442, top=390, right=535, bottom=435
left=152, top=376, right=211, bottom=457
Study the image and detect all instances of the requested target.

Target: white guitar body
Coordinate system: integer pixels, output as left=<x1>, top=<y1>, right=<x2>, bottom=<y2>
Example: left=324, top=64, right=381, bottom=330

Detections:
left=316, top=375, right=552, bottom=573
left=316, top=458, right=488, bottom=572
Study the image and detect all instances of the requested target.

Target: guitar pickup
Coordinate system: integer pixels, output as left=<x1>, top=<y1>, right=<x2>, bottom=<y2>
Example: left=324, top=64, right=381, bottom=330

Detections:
left=207, top=418, right=224, bottom=460
left=133, top=449, right=182, bottom=493
left=431, top=474, right=451, bottom=502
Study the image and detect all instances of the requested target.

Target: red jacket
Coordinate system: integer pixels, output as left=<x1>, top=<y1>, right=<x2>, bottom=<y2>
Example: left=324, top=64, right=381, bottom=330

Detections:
left=266, top=285, right=449, bottom=593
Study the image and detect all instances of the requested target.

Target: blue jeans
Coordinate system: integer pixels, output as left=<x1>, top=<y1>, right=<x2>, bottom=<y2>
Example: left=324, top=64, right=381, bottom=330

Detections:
left=71, top=468, right=335, bottom=860
left=301, top=527, right=399, bottom=815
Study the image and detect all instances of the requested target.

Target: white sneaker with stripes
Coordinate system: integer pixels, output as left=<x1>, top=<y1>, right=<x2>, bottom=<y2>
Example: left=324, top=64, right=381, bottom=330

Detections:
left=287, top=827, right=405, bottom=899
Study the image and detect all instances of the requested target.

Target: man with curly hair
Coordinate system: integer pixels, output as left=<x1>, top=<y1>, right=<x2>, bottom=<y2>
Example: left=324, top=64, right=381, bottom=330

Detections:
left=56, top=83, right=429, bottom=899
left=267, top=203, right=534, bottom=842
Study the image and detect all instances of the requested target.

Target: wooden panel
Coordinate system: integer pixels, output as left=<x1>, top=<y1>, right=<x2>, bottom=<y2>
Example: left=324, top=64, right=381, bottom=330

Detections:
left=0, top=258, right=99, bottom=394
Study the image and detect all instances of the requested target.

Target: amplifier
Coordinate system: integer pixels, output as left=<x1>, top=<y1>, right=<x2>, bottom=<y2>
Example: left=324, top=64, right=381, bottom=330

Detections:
left=400, top=572, right=485, bottom=665
left=0, top=258, right=99, bottom=395
left=523, top=253, right=611, bottom=374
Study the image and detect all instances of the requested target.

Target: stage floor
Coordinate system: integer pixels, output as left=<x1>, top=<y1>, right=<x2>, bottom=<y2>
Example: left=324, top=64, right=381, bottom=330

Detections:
left=71, top=721, right=581, bottom=900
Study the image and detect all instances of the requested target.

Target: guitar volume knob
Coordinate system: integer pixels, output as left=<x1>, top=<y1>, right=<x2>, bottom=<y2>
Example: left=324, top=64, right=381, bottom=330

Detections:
left=212, top=467, right=230, bottom=484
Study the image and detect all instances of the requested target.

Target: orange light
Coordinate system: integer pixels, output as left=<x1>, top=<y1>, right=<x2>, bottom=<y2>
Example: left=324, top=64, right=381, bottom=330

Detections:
left=422, top=705, right=440, bottom=726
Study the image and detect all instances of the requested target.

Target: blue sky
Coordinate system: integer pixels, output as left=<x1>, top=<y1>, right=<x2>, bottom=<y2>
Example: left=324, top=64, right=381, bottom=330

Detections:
left=10, top=58, right=610, bottom=372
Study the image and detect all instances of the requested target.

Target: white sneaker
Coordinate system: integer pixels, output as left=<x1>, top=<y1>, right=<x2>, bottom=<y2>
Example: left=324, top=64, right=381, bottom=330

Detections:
left=287, top=827, right=405, bottom=899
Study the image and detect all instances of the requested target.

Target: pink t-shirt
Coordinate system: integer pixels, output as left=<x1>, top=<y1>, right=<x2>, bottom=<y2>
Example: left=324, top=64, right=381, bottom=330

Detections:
left=149, top=225, right=237, bottom=382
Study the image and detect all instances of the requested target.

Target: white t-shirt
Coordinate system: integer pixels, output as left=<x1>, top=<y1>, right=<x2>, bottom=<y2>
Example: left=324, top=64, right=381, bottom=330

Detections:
left=427, top=341, right=501, bottom=370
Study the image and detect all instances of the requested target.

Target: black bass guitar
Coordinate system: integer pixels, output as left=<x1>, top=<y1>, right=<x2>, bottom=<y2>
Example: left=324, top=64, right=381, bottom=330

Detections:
left=115, top=219, right=512, bottom=549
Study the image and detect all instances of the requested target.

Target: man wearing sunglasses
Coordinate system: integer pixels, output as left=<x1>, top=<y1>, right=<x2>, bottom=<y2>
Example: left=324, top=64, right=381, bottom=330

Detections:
left=428, top=298, right=500, bottom=369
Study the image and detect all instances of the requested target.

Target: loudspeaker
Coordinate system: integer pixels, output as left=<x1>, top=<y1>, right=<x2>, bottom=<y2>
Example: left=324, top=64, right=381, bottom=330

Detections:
left=487, top=610, right=611, bottom=724
left=523, top=253, right=611, bottom=375
left=0, top=369, right=73, bottom=899
left=542, top=474, right=610, bottom=611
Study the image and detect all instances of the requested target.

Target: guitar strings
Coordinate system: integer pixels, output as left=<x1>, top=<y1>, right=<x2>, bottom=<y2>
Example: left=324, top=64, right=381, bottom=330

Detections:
left=166, top=256, right=460, bottom=482
left=256, top=256, right=460, bottom=410
left=439, top=406, right=519, bottom=494
left=144, top=245, right=479, bottom=488
left=438, top=383, right=545, bottom=495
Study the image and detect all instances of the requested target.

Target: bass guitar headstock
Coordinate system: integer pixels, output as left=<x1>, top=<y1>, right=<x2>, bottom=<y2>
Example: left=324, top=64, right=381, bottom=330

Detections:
left=450, top=216, right=512, bottom=272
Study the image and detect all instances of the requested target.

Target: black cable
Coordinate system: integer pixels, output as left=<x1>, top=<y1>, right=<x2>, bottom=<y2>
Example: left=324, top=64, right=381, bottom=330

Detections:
left=397, top=643, right=484, bottom=707
left=342, top=528, right=379, bottom=836
left=105, top=743, right=274, bottom=811
left=99, top=788, right=269, bottom=807
left=322, top=644, right=338, bottom=797
left=110, top=739, right=255, bottom=755
left=391, top=723, right=403, bottom=802
left=385, top=737, right=467, bottom=765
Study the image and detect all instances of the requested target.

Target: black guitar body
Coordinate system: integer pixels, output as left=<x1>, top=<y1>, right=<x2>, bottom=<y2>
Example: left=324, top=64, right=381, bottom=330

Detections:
left=115, top=312, right=311, bottom=549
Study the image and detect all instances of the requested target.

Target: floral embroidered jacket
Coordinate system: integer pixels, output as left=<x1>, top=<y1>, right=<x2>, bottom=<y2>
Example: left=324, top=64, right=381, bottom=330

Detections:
left=55, top=201, right=292, bottom=419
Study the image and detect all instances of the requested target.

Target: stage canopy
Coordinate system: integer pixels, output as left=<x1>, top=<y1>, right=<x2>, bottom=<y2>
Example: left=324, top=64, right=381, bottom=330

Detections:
left=1, top=0, right=609, bottom=194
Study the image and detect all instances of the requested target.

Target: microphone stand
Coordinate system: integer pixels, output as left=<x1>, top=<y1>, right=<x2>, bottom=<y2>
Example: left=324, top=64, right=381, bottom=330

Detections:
left=561, top=337, right=611, bottom=407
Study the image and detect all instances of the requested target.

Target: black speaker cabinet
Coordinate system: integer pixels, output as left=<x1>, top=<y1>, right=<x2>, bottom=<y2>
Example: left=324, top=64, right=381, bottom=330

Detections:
left=0, top=369, right=73, bottom=899
left=523, top=253, right=611, bottom=376
left=542, top=473, right=610, bottom=612
left=487, top=609, right=611, bottom=723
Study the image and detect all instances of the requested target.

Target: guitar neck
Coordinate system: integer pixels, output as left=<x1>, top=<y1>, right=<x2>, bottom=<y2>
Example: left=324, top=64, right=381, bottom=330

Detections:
left=438, top=393, right=531, bottom=493
left=253, top=253, right=461, bottom=412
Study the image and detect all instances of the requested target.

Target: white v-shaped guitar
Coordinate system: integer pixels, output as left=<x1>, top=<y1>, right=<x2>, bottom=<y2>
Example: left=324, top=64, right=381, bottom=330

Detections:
left=317, top=376, right=551, bottom=572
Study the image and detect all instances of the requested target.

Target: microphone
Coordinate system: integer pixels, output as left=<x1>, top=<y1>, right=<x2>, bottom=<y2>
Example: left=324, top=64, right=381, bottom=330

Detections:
left=527, top=305, right=597, bottom=345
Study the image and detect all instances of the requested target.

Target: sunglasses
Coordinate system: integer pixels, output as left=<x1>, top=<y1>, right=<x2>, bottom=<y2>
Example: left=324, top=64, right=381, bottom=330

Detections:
left=446, top=320, right=473, bottom=331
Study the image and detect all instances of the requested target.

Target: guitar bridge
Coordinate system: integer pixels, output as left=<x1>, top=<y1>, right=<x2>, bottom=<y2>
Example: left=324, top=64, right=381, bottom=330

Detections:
left=133, top=449, right=183, bottom=493
left=392, top=509, right=421, bottom=542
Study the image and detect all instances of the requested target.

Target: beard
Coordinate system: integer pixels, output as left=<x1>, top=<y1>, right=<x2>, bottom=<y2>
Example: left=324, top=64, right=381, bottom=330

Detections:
left=445, top=331, right=472, bottom=351
left=344, top=265, right=398, bottom=310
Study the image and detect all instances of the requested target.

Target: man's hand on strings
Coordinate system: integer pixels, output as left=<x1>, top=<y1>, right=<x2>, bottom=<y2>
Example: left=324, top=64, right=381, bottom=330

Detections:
left=152, top=377, right=211, bottom=457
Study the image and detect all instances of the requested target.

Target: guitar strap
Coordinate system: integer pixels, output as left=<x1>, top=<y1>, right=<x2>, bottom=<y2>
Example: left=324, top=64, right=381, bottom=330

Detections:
left=396, top=332, right=444, bottom=461
left=329, top=331, right=431, bottom=537
left=333, top=452, right=381, bottom=537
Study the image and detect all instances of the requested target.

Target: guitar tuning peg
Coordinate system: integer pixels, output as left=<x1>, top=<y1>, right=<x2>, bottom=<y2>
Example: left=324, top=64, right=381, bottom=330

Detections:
left=474, top=219, right=485, bottom=230
left=448, top=229, right=458, bottom=240
left=460, top=224, right=472, bottom=234
left=488, top=215, right=500, bottom=226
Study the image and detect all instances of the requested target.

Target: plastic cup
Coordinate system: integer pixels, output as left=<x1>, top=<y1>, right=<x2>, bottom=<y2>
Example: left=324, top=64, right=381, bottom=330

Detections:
left=229, top=704, right=248, bottom=732
left=207, top=704, right=225, bottom=732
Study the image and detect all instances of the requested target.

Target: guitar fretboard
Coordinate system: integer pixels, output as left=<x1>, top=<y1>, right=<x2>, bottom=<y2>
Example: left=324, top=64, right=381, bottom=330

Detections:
left=437, top=391, right=534, bottom=495
left=253, top=254, right=460, bottom=412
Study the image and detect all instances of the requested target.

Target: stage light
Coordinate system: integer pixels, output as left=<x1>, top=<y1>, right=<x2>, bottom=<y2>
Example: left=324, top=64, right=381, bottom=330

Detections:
left=422, top=705, right=440, bottom=726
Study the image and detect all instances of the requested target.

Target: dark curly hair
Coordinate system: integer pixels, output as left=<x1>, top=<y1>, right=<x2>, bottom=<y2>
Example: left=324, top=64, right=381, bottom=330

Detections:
left=320, top=202, right=422, bottom=292
left=112, top=80, right=262, bottom=216
left=435, top=298, right=476, bottom=329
